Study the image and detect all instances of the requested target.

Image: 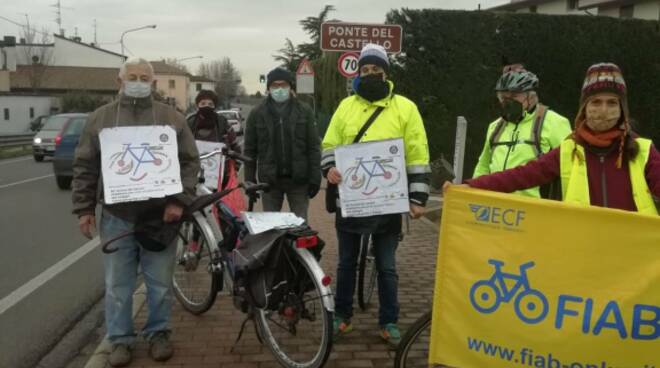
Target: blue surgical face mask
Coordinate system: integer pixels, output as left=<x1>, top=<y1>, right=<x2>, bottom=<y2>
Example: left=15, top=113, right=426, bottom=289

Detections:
left=123, top=81, right=152, bottom=98
left=270, top=87, right=290, bottom=103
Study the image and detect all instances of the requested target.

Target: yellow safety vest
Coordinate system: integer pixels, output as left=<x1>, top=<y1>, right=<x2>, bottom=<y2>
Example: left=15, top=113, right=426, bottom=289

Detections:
left=559, top=138, right=657, bottom=215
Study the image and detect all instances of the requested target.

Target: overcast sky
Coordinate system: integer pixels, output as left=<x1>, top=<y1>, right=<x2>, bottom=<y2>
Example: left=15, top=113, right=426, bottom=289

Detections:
left=0, top=0, right=506, bottom=93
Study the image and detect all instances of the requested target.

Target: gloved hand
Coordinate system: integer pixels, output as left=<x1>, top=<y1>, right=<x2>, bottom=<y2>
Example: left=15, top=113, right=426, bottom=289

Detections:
left=308, top=183, right=320, bottom=198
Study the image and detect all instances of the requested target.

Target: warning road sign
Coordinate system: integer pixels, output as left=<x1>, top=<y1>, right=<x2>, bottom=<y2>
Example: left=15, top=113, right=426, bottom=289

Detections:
left=296, top=58, right=314, bottom=75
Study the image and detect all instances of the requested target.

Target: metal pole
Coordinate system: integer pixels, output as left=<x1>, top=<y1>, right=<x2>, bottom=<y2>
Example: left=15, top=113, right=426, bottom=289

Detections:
left=453, top=116, right=468, bottom=184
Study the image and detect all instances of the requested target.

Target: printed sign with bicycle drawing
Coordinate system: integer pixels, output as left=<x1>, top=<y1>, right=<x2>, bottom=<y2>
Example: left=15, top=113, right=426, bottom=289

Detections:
left=335, top=138, right=408, bottom=217
left=100, top=125, right=182, bottom=204
left=195, top=141, right=225, bottom=190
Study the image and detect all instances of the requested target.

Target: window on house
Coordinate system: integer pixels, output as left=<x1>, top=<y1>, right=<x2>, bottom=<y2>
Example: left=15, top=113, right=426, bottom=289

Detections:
left=169, top=80, right=176, bottom=89
left=30, top=107, right=34, bottom=119
left=529, top=5, right=538, bottom=13
left=567, top=0, right=578, bottom=10
left=196, top=83, right=202, bottom=91
left=4, top=108, right=9, bottom=120
left=619, top=4, right=634, bottom=18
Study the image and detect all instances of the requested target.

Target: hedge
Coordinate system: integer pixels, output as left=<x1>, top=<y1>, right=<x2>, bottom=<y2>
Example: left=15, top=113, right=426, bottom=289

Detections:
left=385, top=9, right=660, bottom=179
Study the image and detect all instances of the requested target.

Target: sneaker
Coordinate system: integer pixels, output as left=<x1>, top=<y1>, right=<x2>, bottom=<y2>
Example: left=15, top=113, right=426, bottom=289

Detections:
left=332, top=317, right=353, bottom=341
left=380, top=323, right=401, bottom=348
left=108, top=343, right=132, bottom=367
left=148, top=331, right=174, bottom=362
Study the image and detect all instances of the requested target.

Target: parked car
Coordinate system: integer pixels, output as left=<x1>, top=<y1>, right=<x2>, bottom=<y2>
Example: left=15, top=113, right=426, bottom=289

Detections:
left=52, top=114, right=88, bottom=189
left=217, top=110, right=244, bottom=135
left=33, top=113, right=87, bottom=162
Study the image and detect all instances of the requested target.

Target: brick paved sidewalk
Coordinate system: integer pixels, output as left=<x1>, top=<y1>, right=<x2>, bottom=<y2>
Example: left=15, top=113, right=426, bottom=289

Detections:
left=84, top=193, right=440, bottom=368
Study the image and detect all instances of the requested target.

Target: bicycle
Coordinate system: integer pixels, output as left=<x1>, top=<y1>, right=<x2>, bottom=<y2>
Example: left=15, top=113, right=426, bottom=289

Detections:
left=108, top=143, right=170, bottom=180
left=344, top=156, right=401, bottom=195
left=469, top=259, right=548, bottom=324
left=394, top=310, right=435, bottom=368
left=172, top=149, right=334, bottom=368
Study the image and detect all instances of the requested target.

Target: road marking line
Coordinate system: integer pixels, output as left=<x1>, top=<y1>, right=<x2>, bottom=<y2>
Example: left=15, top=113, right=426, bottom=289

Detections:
left=0, top=157, right=32, bottom=166
left=0, top=237, right=100, bottom=315
left=0, top=174, right=54, bottom=189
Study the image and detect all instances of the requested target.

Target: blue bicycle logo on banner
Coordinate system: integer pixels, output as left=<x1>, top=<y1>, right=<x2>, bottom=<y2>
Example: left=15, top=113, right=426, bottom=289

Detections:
left=469, top=259, right=549, bottom=324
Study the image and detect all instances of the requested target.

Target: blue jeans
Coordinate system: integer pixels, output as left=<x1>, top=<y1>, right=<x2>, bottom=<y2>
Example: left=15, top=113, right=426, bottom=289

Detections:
left=100, top=211, right=177, bottom=345
left=334, top=230, right=400, bottom=326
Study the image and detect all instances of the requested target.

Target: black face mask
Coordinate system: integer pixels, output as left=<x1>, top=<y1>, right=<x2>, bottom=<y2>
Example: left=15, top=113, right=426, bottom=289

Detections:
left=501, top=99, right=524, bottom=123
left=357, top=74, right=389, bottom=102
left=196, top=107, right=217, bottom=129
left=198, top=106, right=216, bottom=119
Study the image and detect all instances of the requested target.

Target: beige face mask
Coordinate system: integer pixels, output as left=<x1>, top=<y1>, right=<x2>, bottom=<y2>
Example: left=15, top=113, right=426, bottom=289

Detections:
left=584, top=94, right=621, bottom=132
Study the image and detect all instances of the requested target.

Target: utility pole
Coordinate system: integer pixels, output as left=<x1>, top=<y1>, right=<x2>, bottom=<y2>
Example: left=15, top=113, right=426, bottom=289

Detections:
left=93, top=19, right=98, bottom=45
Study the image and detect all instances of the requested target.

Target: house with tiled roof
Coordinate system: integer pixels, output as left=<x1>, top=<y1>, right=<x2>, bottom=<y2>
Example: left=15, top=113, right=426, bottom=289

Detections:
left=150, top=61, right=191, bottom=112
left=188, top=75, right=216, bottom=108
left=0, top=34, right=125, bottom=133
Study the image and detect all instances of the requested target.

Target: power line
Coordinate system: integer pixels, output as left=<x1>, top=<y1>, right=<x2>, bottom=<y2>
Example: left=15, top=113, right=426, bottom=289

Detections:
left=0, top=15, right=51, bottom=37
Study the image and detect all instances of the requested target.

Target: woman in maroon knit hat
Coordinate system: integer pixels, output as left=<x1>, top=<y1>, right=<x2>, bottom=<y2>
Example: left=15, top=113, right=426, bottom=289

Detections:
left=449, top=63, right=660, bottom=214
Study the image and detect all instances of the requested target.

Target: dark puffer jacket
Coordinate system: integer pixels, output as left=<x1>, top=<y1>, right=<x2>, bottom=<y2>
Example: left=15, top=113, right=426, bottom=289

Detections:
left=244, top=97, right=321, bottom=189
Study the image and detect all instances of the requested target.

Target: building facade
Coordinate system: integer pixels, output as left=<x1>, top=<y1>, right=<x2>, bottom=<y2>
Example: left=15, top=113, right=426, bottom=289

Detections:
left=489, top=0, right=660, bottom=20
left=188, top=75, right=216, bottom=110
left=151, top=61, right=190, bottom=112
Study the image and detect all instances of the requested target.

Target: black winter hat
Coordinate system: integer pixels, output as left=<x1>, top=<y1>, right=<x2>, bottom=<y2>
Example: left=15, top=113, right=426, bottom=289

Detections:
left=267, top=67, right=294, bottom=88
left=195, top=89, right=218, bottom=106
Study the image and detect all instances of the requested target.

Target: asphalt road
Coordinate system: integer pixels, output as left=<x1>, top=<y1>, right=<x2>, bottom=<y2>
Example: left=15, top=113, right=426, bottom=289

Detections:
left=0, top=156, right=90, bottom=299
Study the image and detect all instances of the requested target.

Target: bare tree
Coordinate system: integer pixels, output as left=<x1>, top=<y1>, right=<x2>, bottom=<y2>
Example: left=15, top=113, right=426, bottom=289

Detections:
left=19, top=26, right=54, bottom=91
left=197, top=57, right=243, bottom=108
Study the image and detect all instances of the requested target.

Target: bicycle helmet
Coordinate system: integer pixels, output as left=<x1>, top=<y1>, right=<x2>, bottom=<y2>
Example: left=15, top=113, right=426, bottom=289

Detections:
left=495, top=70, right=539, bottom=92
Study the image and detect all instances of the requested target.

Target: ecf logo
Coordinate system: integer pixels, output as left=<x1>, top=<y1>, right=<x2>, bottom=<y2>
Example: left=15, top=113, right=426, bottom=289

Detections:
left=469, top=204, right=526, bottom=227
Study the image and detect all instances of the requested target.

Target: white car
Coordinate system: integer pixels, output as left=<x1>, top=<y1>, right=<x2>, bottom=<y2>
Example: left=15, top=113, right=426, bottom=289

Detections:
left=217, top=110, right=244, bottom=135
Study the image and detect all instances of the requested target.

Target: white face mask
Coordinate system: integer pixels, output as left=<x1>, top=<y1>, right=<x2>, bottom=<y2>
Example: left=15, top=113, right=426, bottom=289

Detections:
left=270, top=87, right=290, bottom=103
left=123, top=81, right=152, bottom=98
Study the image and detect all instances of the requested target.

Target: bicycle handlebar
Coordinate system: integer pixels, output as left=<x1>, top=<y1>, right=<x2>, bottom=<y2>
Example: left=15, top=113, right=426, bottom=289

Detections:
left=186, top=182, right=270, bottom=215
left=199, top=148, right=253, bottom=163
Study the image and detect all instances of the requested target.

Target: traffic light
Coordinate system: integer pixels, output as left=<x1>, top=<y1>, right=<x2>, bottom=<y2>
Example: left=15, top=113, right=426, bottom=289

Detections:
left=259, top=74, right=266, bottom=83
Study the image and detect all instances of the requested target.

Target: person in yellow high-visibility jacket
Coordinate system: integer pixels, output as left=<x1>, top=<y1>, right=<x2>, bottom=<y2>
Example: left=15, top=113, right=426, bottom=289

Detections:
left=473, top=65, right=572, bottom=198
left=460, top=63, right=660, bottom=215
left=321, top=44, right=430, bottom=348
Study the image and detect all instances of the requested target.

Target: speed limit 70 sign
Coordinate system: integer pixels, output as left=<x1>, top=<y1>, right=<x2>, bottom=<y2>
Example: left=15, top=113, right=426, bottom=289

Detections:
left=338, top=52, right=360, bottom=78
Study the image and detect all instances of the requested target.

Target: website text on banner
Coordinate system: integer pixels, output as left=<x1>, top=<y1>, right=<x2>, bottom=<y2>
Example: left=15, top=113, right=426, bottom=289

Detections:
left=429, top=187, right=659, bottom=368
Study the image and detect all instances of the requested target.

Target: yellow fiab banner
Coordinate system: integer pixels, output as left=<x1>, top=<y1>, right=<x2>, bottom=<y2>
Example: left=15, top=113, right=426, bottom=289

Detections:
left=430, top=187, right=660, bottom=368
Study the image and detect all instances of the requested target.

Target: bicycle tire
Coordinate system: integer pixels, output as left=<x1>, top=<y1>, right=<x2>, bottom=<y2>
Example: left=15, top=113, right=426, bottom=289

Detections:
left=255, top=247, right=333, bottom=368
left=357, top=234, right=377, bottom=311
left=394, top=310, right=433, bottom=368
left=172, top=216, right=219, bottom=315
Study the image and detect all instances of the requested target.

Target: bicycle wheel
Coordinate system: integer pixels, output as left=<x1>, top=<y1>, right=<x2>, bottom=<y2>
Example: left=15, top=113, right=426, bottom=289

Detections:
left=256, top=247, right=333, bottom=368
left=172, top=216, right=219, bottom=315
left=394, top=310, right=433, bottom=368
left=357, top=234, right=377, bottom=311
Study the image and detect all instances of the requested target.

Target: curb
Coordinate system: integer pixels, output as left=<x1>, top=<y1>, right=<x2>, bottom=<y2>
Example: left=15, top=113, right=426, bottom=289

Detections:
left=83, top=284, right=147, bottom=368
